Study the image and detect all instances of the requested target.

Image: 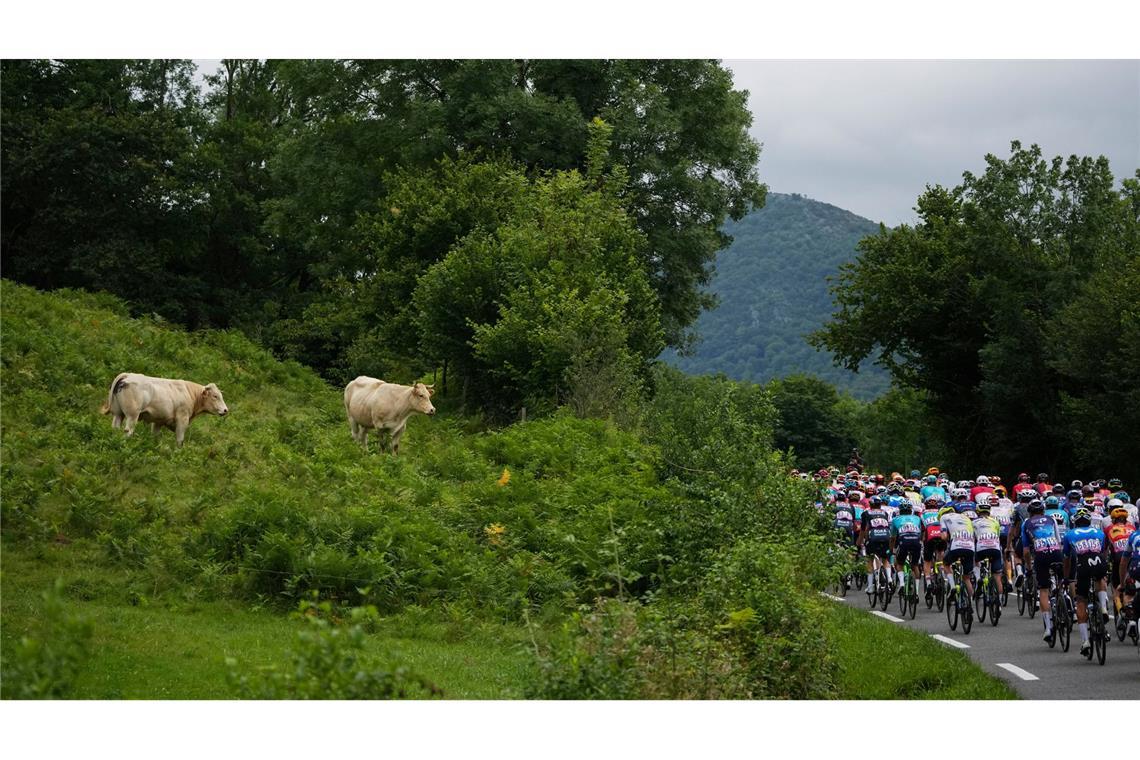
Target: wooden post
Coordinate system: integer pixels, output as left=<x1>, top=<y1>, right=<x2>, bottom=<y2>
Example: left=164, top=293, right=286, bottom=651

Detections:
left=520, top=406, right=526, bottom=423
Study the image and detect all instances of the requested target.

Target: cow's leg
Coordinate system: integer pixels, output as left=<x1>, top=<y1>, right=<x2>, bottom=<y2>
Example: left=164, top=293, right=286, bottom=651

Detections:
left=349, top=417, right=360, bottom=443
left=174, top=415, right=189, bottom=447
left=152, top=422, right=161, bottom=434
left=123, top=412, right=140, bottom=436
left=112, top=413, right=123, bottom=430
left=391, top=422, right=407, bottom=456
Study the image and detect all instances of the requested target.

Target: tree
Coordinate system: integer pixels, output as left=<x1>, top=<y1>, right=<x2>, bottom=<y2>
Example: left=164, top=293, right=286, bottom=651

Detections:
left=767, top=375, right=856, bottom=472
left=812, top=142, right=1139, bottom=478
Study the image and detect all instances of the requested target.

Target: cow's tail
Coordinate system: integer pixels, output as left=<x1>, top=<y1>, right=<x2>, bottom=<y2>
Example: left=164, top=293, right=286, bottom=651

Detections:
left=101, top=373, right=130, bottom=415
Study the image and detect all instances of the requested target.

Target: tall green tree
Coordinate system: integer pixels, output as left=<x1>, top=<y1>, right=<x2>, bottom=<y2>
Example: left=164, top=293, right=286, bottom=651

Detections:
left=812, top=142, right=1139, bottom=479
left=767, top=374, right=856, bottom=472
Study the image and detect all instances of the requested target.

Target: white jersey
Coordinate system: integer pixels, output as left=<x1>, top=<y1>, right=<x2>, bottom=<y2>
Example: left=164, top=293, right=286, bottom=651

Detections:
left=940, top=512, right=976, bottom=552
left=991, top=500, right=1014, bottom=533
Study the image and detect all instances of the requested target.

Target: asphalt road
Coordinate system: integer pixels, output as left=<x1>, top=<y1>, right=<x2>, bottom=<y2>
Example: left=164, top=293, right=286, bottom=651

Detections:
left=823, top=583, right=1140, bottom=699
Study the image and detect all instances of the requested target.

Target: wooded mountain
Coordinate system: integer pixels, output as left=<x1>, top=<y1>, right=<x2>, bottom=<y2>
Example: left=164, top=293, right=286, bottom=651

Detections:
left=663, top=192, right=890, bottom=399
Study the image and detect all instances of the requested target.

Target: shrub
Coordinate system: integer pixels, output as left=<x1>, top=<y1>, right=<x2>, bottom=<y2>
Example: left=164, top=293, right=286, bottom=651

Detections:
left=1, top=580, right=94, bottom=699
left=226, top=600, right=441, bottom=699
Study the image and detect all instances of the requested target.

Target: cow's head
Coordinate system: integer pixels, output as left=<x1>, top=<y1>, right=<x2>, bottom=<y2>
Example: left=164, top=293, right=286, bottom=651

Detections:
left=412, top=383, right=436, bottom=416
left=202, top=383, right=230, bottom=416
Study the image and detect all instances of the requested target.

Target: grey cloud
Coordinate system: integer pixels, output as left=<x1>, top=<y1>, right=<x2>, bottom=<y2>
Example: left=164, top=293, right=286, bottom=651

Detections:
left=727, top=60, right=1140, bottom=225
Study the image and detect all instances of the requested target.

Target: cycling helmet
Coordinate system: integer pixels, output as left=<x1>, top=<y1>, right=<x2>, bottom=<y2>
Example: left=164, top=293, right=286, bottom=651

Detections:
left=925, top=475, right=936, bottom=485
left=870, top=495, right=885, bottom=506
left=1018, top=490, right=1034, bottom=501
left=976, top=501, right=991, bottom=514
left=952, top=488, right=969, bottom=500
left=1081, top=484, right=1094, bottom=496
left=975, top=493, right=992, bottom=507
left=993, top=485, right=1007, bottom=498
left=976, top=475, right=990, bottom=486
left=1018, top=472, right=1030, bottom=482
left=1108, top=478, right=1123, bottom=490
left=1110, top=506, right=1129, bottom=521
left=938, top=506, right=955, bottom=519
left=1045, top=495, right=1061, bottom=508
left=1067, top=489, right=1082, bottom=502
left=910, top=470, right=921, bottom=478
left=1028, top=498, right=1045, bottom=513
left=991, top=476, right=1002, bottom=484
left=927, top=467, right=940, bottom=476
left=1072, top=508, right=1092, bottom=526
left=1070, top=480, right=1083, bottom=490
left=899, top=502, right=913, bottom=515
left=849, top=490, right=864, bottom=501
left=876, top=485, right=888, bottom=494
left=1108, top=497, right=1124, bottom=509
left=924, top=494, right=944, bottom=507
left=1052, top=483, right=1066, bottom=495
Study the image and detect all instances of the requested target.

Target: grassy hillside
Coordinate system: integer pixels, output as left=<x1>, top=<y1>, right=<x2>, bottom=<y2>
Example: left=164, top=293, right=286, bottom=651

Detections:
left=663, top=193, right=889, bottom=399
left=1, top=282, right=1013, bottom=699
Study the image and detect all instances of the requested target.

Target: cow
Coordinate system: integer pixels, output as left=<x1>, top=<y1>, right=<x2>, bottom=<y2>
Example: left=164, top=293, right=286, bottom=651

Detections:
left=344, top=376, right=435, bottom=455
left=100, top=372, right=229, bottom=446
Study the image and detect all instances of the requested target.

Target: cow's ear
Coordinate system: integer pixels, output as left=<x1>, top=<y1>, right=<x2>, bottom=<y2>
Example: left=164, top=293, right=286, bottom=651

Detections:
left=426, top=384, right=436, bottom=396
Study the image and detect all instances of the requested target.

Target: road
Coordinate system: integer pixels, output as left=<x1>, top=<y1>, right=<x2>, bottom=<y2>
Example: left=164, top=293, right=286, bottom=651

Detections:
left=823, top=585, right=1139, bottom=699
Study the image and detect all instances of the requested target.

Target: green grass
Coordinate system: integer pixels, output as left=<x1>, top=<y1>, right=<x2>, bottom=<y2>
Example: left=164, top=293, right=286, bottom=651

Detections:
left=822, top=601, right=1017, bottom=699
left=1, top=542, right=537, bottom=698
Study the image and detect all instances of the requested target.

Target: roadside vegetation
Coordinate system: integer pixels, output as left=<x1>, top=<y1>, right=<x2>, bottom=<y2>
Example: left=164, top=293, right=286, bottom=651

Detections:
left=0, top=283, right=1015, bottom=698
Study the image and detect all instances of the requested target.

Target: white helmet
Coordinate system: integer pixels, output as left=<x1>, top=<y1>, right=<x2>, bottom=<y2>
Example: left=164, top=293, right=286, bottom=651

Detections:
left=975, top=492, right=992, bottom=506
left=976, top=475, right=990, bottom=486
left=1107, top=498, right=1124, bottom=509
left=953, top=488, right=969, bottom=500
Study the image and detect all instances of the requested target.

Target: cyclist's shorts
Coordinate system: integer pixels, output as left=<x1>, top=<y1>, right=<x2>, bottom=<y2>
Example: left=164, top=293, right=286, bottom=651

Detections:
left=943, top=547, right=975, bottom=575
left=1074, top=555, right=1107, bottom=599
left=1033, top=551, right=1063, bottom=588
left=999, top=534, right=1009, bottom=552
left=865, top=541, right=891, bottom=560
left=923, top=537, right=946, bottom=557
left=895, top=541, right=921, bottom=568
left=976, top=547, right=1004, bottom=574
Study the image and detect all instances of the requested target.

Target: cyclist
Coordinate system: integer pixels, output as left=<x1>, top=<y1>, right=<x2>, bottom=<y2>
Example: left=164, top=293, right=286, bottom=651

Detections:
left=1105, top=502, right=1135, bottom=615
left=1061, top=489, right=1083, bottom=515
left=920, top=475, right=946, bottom=503
left=1045, top=495, right=1071, bottom=541
left=921, top=495, right=946, bottom=595
left=1022, top=497, right=1064, bottom=643
left=890, top=500, right=924, bottom=591
left=858, top=495, right=894, bottom=595
left=1062, top=508, right=1110, bottom=657
left=940, top=504, right=976, bottom=602
left=1033, top=472, right=1052, bottom=496
left=1012, top=472, right=1036, bottom=498
left=832, top=491, right=856, bottom=547
left=1119, top=522, right=1140, bottom=638
left=1011, top=490, right=1035, bottom=587
left=973, top=497, right=1005, bottom=609
left=992, top=490, right=1015, bottom=583
left=970, top=475, right=995, bottom=503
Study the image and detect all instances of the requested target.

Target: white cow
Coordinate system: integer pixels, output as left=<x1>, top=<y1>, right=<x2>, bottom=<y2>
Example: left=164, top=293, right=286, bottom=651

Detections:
left=101, top=372, right=229, bottom=446
left=344, top=376, right=435, bottom=455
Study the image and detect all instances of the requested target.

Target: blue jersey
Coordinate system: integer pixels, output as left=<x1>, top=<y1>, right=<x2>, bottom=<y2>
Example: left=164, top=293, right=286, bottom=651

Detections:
left=1126, top=531, right=1140, bottom=576
left=1022, top=514, right=1063, bottom=555
left=954, top=501, right=978, bottom=519
left=890, top=514, right=923, bottom=544
left=1062, top=526, right=1106, bottom=558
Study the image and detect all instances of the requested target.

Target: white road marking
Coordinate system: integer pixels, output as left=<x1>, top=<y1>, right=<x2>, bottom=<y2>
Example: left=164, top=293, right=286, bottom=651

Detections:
left=931, top=633, right=970, bottom=649
left=871, top=610, right=905, bottom=623
left=820, top=592, right=847, bottom=603
left=996, top=663, right=1039, bottom=681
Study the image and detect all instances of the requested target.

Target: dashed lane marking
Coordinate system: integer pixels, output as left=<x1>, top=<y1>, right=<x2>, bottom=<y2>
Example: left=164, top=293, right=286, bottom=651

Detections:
left=871, top=610, right=905, bottom=623
left=931, top=633, right=970, bottom=649
left=996, top=663, right=1039, bottom=681
left=820, top=593, right=847, bottom=603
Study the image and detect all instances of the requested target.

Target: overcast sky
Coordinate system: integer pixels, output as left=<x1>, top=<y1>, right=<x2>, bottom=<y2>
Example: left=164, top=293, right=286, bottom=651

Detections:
left=194, top=59, right=1139, bottom=226
left=725, top=60, right=1140, bottom=225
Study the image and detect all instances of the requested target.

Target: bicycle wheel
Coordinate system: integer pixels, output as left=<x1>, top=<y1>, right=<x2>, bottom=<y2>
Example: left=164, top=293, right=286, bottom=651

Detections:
left=935, top=577, right=945, bottom=612
left=879, top=568, right=891, bottom=611
left=898, top=573, right=908, bottom=615
left=976, top=581, right=987, bottom=623
left=1027, top=580, right=1037, bottom=619
left=908, top=578, right=918, bottom=620
left=1115, top=612, right=1127, bottom=642
left=1017, top=582, right=1027, bottom=615
left=1093, top=613, right=1107, bottom=665
left=1057, top=599, right=1071, bottom=652
left=946, top=586, right=958, bottom=630
left=989, top=587, right=1001, bottom=626
left=960, top=589, right=973, bottom=634
left=923, top=574, right=934, bottom=610
left=855, top=571, right=865, bottom=590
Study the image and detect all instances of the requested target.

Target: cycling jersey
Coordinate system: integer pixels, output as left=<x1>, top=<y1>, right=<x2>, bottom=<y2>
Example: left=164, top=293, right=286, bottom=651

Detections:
left=1022, top=514, right=1062, bottom=555
left=891, top=514, right=923, bottom=544
left=954, top=501, right=978, bottom=520
left=1012, top=482, right=1036, bottom=497
left=920, top=510, right=943, bottom=542
left=969, top=485, right=995, bottom=502
left=991, top=499, right=1013, bottom=537
left=1107, top=522, right=1136, bottom=555
left=1062, top=526, right=1107, bottom=559
left=861, top=507, right=892, bottom=542
left=972, top=516, right=1002, bottom=553
left=833, top=504, right=855, bottom=535
left=1125, top=531, right=1140, bottom=579
left=1033, top=482, right=1052, bottom=495
left=920, top=485, right=947, bottom=502
left=940, top=512, right=976, bottom=553
left=1045, top=507, right=1070, bottom=540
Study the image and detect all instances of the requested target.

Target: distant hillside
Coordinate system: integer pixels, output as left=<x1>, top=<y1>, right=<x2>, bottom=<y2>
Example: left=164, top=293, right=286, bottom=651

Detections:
left=663, top=193, right=890, bottom=399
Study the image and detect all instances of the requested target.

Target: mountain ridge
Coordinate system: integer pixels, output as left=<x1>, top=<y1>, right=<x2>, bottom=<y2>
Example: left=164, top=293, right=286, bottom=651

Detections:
left=663, top=192, right=890, bottom=399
